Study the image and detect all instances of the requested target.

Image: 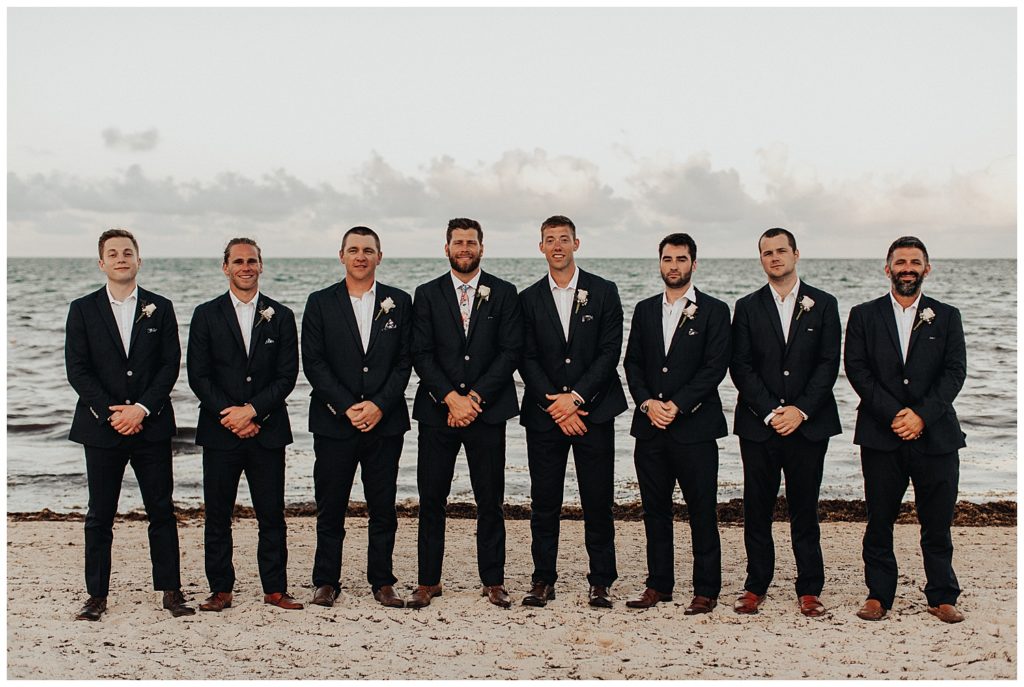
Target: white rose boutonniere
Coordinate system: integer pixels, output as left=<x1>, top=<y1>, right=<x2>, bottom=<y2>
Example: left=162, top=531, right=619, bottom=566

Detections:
left=375, top=296, right=396, bottom=321
left=795, top=295, right=815, bottom=320
left=135, top=301, right=156, bottom=324
left=913, top=306, right=936, bottom=331
left=575, top=289, right=589, bottom=313
left=253, top=304, right=275, bottom=329
left=677, top=300, right=699, bottom=329
left=475, top=284, right=491, bottom=310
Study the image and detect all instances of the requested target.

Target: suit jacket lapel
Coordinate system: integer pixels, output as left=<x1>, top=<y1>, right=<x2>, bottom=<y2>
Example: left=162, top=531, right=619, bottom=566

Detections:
left=757, top=284, right=787, bottom=351
left=665, top=289, right=696, bottom=358
left=566, top=270, right=589, bottom=349
left=127, top=289, right=148, bottom=357
left=219, top=293, right=248, bottom=358
left=365, top=288, right=386, bottom=354
left=443, top=275, right=468, bottom=343
left=904, top=295, right=930, bottom=363
left=879, top=295, right=904, bottom=365
left=94, top=289, right=128, bottom=360
left=466, top=272, right=489, bottom=344
left=538, top=277, right=567, bottom=346
left=247, top=298, right=267, bottom=364
left=782, top=283, right=804, bottom=358
left=336, top=281, right=366, bottom=354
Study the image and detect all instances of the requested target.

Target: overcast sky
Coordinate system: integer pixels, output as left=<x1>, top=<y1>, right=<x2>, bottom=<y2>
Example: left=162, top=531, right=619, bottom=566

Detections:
left=7, top=7, right=1016, bottom=258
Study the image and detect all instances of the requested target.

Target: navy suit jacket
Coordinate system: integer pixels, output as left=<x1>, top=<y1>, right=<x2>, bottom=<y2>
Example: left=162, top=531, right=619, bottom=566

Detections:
left=65, top=286, right=179, bottom=448
left=844, top=293, right=967, bottom=454
left=187, top=292, right=298, bottom=450
left=624, top=287, right=731, bottom=444
left=302, top=281, right=413, bottom=438
left=730, top=281, right=842, bottom=443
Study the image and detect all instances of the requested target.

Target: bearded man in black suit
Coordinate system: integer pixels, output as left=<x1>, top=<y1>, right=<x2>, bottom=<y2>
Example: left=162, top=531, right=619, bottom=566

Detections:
left=65, top=228, right=194, bottom=621
left=518, top=215, right=628, bottom=609
left=729, top=228, right=841, bottom=617
left=623, top=233, right=731, bottom=615
left=845, top=236, right=967, bottom=624
left=408, top=218, right=523, bottom=609
left=303, top=226, right=413, bottom=609
left=187, top=238, right=302, bottom=612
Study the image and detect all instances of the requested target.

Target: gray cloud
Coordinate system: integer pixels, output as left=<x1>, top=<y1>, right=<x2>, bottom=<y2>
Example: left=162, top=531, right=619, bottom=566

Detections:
left=102, top=127, right=160, bottom=152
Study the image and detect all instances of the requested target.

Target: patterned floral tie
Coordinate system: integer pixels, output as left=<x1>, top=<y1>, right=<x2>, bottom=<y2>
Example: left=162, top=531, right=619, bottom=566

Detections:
left=458, top=283, right=471, bottom=335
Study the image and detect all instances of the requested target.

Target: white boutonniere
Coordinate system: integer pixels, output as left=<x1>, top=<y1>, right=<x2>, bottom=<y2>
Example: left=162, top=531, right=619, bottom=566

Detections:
left=375, top=296, right=396, bottom=320
left=475, top=284, right=491, bottom=310
left=135, top=301, right=156, bottom=324
left=795, top=295, right=815, bottom=321
left=254, top=304, right=274, bottom=328
left=913, top=306, right=936, bottom=331
left=677, top=300, right=698, bottom=329
left=574, top=289, right=589, bottom=313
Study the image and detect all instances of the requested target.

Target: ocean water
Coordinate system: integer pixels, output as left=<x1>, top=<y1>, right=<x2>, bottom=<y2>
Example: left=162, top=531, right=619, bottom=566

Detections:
left=7, top=257, right=1016, bottom=512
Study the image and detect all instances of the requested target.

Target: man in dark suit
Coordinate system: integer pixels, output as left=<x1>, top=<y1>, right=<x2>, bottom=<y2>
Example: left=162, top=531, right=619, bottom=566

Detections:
left=65, top=228, right=194, bottom=621
left=408, top=217, right=523, bottom=609
left=518, top=215, right=627, bottom=609
left=187, top=238, right=302, bottom=612
left=730, top=227, right=841, bottom=617
left=623, top=233, right=730, bottom=615
left=845, top=236, right=967, bottom=624
left=302, top=226, right=413, bottom=609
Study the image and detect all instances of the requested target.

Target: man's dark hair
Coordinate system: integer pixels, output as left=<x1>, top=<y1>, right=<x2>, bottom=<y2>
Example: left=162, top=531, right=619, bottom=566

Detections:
left=341, top=226, right=381, bottom=252
left=223, top=237, right=262, bottom=264
left=446, top=218, right=483, bottom=243
left=658, top=232, right=697, bottom=261
left=540, top=215, right=576, bottom=238
left=759, top=227, right=797, bottom=253
left=886, top=236, right=929, bottom=264
left=98, top=228, right=139, bottom=258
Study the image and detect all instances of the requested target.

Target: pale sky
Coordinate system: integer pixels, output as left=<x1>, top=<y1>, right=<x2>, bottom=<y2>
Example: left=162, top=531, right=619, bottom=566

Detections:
left=7, top=7, right=1016, bottom=258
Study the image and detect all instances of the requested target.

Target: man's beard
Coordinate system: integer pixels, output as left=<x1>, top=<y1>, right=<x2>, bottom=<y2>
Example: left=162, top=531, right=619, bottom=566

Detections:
left=891, top=270, right=924, bottom=297
left=449, top=254, right=481, bottom=275
left=661, top=269, right=692, bottom=290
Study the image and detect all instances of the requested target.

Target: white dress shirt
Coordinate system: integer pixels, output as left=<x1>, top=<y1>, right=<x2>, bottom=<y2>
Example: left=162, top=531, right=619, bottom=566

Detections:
left=548, top=266, right=580, bottom=340
left=890, top=291, right=922, bottom=363
left=770, top=278, right=801, bottom=344
left=349, top=282, right=377, bottom=353
left=107, top=284, right=149, bottom=416
left=229, top=289, right=260, bottom=353
left=662, top=283, right=697, bottom=355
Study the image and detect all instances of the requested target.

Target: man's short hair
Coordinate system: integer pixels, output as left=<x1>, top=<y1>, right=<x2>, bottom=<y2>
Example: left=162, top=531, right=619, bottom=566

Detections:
left=886, top=236, right=929, bottom=264
left=658, top=232, right=697, bottom=261
left=759, top=227, right=797, bottom=253
left=98, top=228, right=139, bottom=258
left=223, top=237, right=262, bottom=264
left=446, top=218, right=483, bottom=243
left=341, top=226, right=381, bottom=252
left=540, top=215, right=576, bottom=238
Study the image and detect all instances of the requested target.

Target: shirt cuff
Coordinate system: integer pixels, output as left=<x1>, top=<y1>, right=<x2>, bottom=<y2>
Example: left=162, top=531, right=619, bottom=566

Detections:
left=763, top=412, right=774, bottom=425
left=570, top=390, right=585, bottom=406
left=136, top=403, right=151, bottom=417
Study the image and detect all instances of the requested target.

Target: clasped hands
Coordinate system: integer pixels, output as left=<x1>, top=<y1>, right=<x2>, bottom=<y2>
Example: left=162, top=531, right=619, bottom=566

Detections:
left=346, top=400, right=383, bottom=433
left=645, top=399, right=678, bottom=429
left=892, top=407, right=924, bottom=441
left=769, top=406, right=805, bottom=436
left=220, top=404, right=260, bottom=439
left=545, top=393, right=589, bottom=436
left=107, top=404, right=146, bottom=436
left=445, top=391, right=482, bottom=428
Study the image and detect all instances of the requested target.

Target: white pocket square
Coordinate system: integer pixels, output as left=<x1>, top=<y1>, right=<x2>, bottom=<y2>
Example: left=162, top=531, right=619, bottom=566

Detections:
left=688, top=329, right=698, bottom=336
left=146, top=327, right=158, bottom=334
left=582, top=314, right=594, bottom=322
left=383, top=319, right=397, bottom=330
left=265, top=338, right=274, bottom=344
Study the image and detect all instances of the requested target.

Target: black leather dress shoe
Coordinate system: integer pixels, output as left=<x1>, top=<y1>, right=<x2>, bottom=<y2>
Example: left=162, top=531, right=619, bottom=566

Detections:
left=588, top=585, right=613, bottom=608
left=162, top=590, right=196, bottom=617
left=522, top=581, right=555, bottom=607
left=76, top=596, right=107, bottom=621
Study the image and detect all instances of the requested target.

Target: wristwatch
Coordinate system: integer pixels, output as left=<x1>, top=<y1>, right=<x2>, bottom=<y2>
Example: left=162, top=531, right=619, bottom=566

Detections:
left=640, top=400, right=650, bottom=413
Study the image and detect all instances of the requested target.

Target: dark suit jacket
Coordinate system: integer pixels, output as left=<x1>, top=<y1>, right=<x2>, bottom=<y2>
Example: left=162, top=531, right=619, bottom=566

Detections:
left=187, top=292, right=298, bottom=450
left=624, top=288, right=731, bottom=443
left=730, top=281, right=842, bottom=443
left=518, top=268, right=627, bottom=430
left=844, top=293, right=966, bottom=454
left=302, top=281, right=413, bottom=439
left=66, top=286, right=179, bottom=448
left=412, top=271, right=522, bottom=426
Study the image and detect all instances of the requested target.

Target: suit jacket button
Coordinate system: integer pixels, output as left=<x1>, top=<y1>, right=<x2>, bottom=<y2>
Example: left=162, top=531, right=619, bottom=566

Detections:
left=126, top=370, right=133, bottom=377
left=657, top=393, right=663, bottom=399
left=464, top=355, right=470, bottom=361
left=459, top=383, right=466, bottom=389
left=363, top=366, right=369, bottom=373
left=562, top=386, right=568, bottom=392
left=780, top=398, right=785, bottom=404
left=125, top=399, right=131, bottom=404
left=783, top=370, right=790, bottom=376
left=662, top=367, right=668, bottom=373
left=245, top=376, right=252, bottom=382
left=565, top=358, right=571, bottom=364
left=903, top=378, right=910, bottom=385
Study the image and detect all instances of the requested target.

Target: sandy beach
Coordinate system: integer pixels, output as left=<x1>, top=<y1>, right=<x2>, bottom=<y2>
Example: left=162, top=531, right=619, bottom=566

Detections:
left=6, top=516, right=1016, bottom=680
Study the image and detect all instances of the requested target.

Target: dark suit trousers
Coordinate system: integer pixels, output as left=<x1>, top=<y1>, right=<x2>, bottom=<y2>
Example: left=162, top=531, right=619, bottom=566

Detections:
left=203, top=444, right=287, bottom=594
left=634, top=434, right=721, bottom=598
left=83, top=439, right=181, bottom=597
left=861, top=445, right=961, bottom=609
left=311, top=433, right=403, bottom=592
left=526, top=422, right=617, bottom=587
left=739, top=434, right=827, bottom=597
left=417, top=422, right=506, bottom=587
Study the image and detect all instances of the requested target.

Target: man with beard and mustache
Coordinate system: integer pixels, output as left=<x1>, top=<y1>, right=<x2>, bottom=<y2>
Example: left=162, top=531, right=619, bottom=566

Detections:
left=844, top=236, right=967, bottom=623
left=622, top=233, right=730, bottom=615
left=408, top=218, right=523, bottom=609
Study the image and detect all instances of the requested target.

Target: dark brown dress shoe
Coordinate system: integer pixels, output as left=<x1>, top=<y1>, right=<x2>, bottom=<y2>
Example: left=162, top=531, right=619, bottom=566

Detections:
left=927, top=604, right=964, bottom=624
left=162, top=590, right=196, bottom=617
left=482, top=585, right=511, bottom=608
left=264, top=592, right=304, bottom=610
left=407, top=584, right=442, bottom=609
left=798, top=595, right=826, bottom=617
left=626, top=588, right=672, bottom=609
left=75, top=596, right=107, bottom=621
left=588, top=585, right=613, bottom=608
left=522, top=581, right=555, bottom=607
left=856, top=599, right=887, bottom=621
left=199, top=592, right=233, bottom=612
left=373, top=585, right=405, bottom=608
left=311, top=585, right=337, bottom=607
left=733, top=590, right=766, bottom=615
left=684, top=595, right=718, bottom=615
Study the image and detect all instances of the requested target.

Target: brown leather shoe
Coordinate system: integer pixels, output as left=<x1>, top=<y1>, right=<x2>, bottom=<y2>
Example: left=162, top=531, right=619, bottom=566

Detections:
left=75, top=596, right=106, bottom=621
left=264, top=592, right=304, bottom=610
left=928, top=604, right=964, bottom=624
left=733, top=590, right=766, bottom=615
left=798, top=595, right=826, bottom=617
left=162, top=590, right=196, bottom=617
left=311, top=585, right=337, bottom=607
left=407, top=584, right=442, bottom=609
left=522, top=581, right=555, bottom=607
left=482, top=585, right=511, bottom=608
left=199, top=592, right=232, bottom=612
left=684, top=595, right=717, bottom=615
left=588, top=585, right=613, bottom=608
left=626, top=588, right=672, bottom=609
left=856, top=599, right=887, bottom=621
left=373, top=585, right=405, bottom=608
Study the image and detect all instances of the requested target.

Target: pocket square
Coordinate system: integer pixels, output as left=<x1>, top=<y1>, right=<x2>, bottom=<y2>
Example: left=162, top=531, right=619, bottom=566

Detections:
left=383, top=319, right=397, bottom=330
left=582, top=314, right=594, bottom=322
left=146, top=327, right=158, bottom=334
left=688, top=329, right=698, bottom=336
left=807, top=328, right=814, bottom=331
left=265, top=338, right=274, bottom=344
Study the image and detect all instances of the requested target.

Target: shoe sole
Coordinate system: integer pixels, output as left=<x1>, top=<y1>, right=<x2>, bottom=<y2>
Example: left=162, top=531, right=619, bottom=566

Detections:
left=75, top=614, right=101, bottom=621
left=927, top=608, right=963, bottom=623
left=199, top=602, right=231, bottom=612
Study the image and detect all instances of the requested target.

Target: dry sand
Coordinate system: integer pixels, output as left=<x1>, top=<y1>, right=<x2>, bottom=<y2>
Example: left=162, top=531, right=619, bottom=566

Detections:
left=6, top=517, right=1016, bottom=679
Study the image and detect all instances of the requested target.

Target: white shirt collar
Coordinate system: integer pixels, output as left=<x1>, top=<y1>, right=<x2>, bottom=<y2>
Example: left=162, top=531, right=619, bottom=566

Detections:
left=229, top=289, right=260, bottom=308
left=770, top=277, right=801, bottom=303
left=548, top=265, right=580, bottom=292
left=663, top=283, right=697, bottom=308
left=889, top=291, right=923, bottom=313
left=107, top=285, right=139, bottom=305
left=451, top=270, right=482, bottom=291
left=349, top=281, right=377, bottom=301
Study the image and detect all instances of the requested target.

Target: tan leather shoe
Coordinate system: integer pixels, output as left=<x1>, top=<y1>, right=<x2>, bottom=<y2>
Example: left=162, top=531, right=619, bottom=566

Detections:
left=684, top=595, right=717, bottom=615
left=798, top=595, right=826, bottom=617
left=856, top=599, right=887, bottom=621
left=407, top=584, right=442, bottom=609
left=373, top=585, right=405, bottom=608
left=199, top=592, right=233, bottom=612
left=311, top=585, right=336, bottom=607
left=625, top=588, right=672, bottom=609
left=733, top=590, right=766, bottom=615
left=522, top=581, right=555, bottom=607
left=264, top=592, right=304, bottom=610
left=928, top=604, right=964, bottom=624
left=75, top=596, right=106, bottom=621
left=482, top=585, right=511, bottom=608
left=588, top=585, right=613, bottom=608
left=162, top=590, right=196, bottom=617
